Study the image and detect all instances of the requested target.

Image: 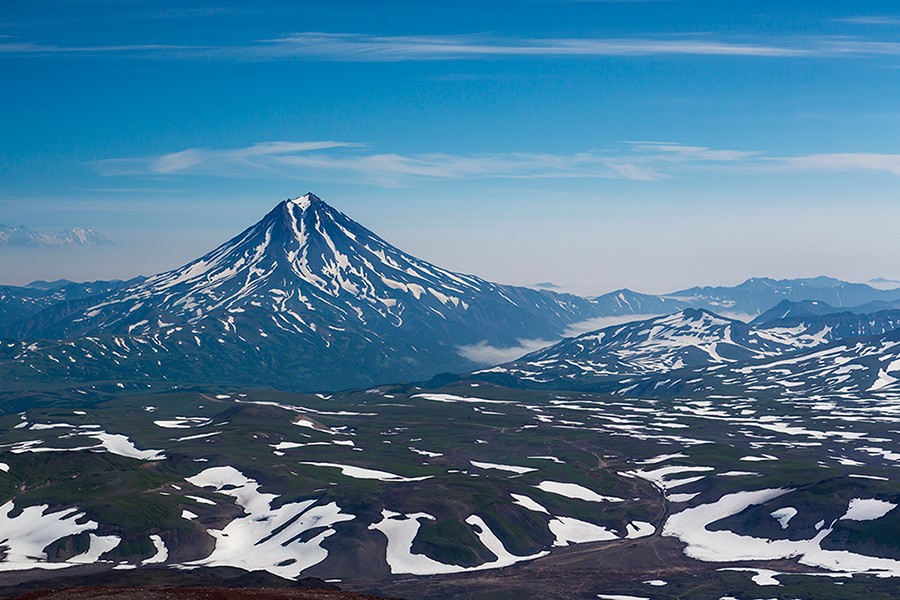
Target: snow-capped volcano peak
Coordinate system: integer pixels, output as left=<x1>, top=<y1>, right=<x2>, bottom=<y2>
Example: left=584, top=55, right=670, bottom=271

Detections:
left=286, top=192, right=320, bottom=211
left=232, top=192, right=487, bottom=307
left=53, top=193, right=595, bottom=354
left=19, top=192, right=604, bottom=390
left=78, top=193, right=476, bottom=328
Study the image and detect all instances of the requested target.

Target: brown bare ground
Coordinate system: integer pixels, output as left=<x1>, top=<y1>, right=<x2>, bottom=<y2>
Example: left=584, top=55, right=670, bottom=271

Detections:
left=4, top=588, right=402, bottom=600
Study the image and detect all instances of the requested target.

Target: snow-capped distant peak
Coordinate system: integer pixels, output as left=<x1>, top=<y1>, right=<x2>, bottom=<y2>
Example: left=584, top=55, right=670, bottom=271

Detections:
left=51, top=228, right=114, bottom=246
left=0, top=224, right=113, bottom=247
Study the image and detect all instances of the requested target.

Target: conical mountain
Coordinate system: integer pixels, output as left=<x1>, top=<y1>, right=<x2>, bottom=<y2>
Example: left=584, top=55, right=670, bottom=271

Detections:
left=3, top=194, right=603, bottom=391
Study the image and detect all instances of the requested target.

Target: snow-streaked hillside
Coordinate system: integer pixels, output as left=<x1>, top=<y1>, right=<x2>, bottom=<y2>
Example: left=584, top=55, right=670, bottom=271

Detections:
left=476, top=309, right=813, bottom=384
left=475, top=308, right=900, bottom=391
left=619, top=326, right=900, bottom=399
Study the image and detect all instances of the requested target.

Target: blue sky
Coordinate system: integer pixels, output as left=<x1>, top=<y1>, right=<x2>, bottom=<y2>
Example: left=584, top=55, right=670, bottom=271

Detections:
left=2, top=0, right=900, bottom=294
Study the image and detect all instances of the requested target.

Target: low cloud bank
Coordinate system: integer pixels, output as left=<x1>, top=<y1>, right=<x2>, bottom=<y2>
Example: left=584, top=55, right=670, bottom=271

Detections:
left=457, top=339, right=557, bottom=365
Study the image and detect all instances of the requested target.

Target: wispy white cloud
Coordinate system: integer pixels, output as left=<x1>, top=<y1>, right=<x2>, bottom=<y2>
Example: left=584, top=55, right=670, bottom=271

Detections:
left=97, top=141, right=358, bottom=176
left=627, top=144, right=900, bottom=178
left=238, top=33, right=900, bottom=62
left=0, top=41, right=203, bottom=54
left=94, top=141, right=668, bottom=184
left=625, top=141, right=762, bottom=162
left=835, top=16, right=900, bottom=26
left=260, top=33, right=900, bottom=62
left=93, top=140, right=900, bottom=186
left=257, top=33, right=812, bottom=61
left=772, top=152, right=900, bottom=176
left=6, top=32, right=900, bottom=62
left=150, top=141, right=362, bottom=174
left=457, top=338, right=555, bottom=364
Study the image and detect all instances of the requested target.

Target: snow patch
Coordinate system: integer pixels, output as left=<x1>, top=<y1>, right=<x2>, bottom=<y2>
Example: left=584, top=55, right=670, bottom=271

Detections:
left=141, top=534, right=168, bottom=564
left=841, top=498, right=896, bottom=522
left=770, top=507, right=798, bottom=529
left=549, top=517, right=618, bottom=546
left=470, top=460, right=537, bottom=475
left=184, top=466, right=355, bottom=578
left=300, top=462, right=432, bottom=482
left=0, top=501, right=98, bottom=572
left=535, top=481, right=624, bottom=503
left=368, top=510, right=548, bottom=575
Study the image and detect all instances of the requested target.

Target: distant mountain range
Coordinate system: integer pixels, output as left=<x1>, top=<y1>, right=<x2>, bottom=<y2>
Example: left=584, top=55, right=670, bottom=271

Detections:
left=571, top=277, right=900, bottom=326
left=0, top=223, right=113, bottom=247
left=751, top=298, right=900, bottom=324
left=649, top=276, right=900, bottom=317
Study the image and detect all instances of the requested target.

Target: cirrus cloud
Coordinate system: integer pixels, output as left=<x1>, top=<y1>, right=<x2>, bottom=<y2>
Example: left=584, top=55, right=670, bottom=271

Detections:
left=6, top=32, right=900, bottom=62
left=93, top=140, right=900, bottom=187
left=93, top=141, right=667, bottom=185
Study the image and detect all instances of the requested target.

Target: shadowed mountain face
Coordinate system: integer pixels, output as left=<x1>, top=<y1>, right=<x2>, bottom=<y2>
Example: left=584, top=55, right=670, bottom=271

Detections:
left=0, top=280, right=138, bottom=329
left=0, top=194, right=604, bottom=392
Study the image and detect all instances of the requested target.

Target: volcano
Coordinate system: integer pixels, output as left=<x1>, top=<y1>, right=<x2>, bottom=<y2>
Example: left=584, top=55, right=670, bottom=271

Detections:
left=2, top=194, right=603, bottom=391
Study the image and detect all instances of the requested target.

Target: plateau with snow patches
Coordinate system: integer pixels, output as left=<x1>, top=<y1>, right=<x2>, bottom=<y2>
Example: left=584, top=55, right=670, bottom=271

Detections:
left=0, top=194, right=606, bottom=393
left=4, top=382, right=900, bottom=599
